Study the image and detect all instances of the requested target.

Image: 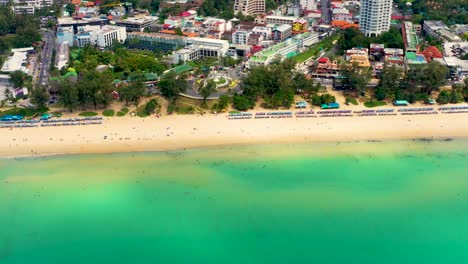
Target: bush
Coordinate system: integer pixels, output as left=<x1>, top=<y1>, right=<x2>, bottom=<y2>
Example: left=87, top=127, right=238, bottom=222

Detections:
left=120, top=107, right=129, bottom=113
left=79, top=111, right=98, bottom=117
left=437, top=90, right=450, bottom=104
left=116, top=111, right=126, bottom=117
left=311, top=95, right=322, bottom=106
left=232, top=95, right=253, bottom=111
left=364, top=100, right=387, bottom=108
left=102, top=109, right=115, bottom=117
left=0, top=107, right=48, bottom=117
left=345, top=97, right=358, bottom=105
left=212, top=95, right=230, bottom=112
left=311, top=94, right=336, bottom=106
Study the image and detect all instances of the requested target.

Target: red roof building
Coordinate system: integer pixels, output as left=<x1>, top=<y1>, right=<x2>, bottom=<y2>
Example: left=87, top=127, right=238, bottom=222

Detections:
left=418, top=46, right=443, bottom=62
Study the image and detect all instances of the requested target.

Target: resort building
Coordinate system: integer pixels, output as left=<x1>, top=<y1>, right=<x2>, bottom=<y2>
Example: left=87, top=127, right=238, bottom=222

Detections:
left=402, top=22, right=419, bottom=53
left=383, top=48, right=404, bottom=66
left=126, top=32, right=185, bottom=52
left=0, top=47, right=35, bottom=74
left=266, top=15, right=297, bottom=26
left=248, top=32, right=318, bottom=67
left=57, top=26, right=75, bottom=47
left=234, top=0, right=265, bottom=16
left=172, top=37, right=230, bottom=64
left=310, top=57, right=339, bottom=79
left=359, top=0, right=392, bottom=37
left=96, top=26, right=127, bottom=48
left=55, top=42, right=70, bottom=70
left=115, top=16, right=158, bottom=32
left=423, top=21, right=449, bottom=38
left=272, top=24, right=292, bottom=42
left=252, top=26, right=272, bottom=40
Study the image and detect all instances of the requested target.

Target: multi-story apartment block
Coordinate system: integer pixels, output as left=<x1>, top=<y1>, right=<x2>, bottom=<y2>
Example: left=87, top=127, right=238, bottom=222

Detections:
left=3, top=0, right=54, bottom=14
left=96, top=26, right=127, bottom=48
left=300, top=0, right=316, bottom=11
left=402, top=21, right=419, bottom=53
left=266, top=15, right=297, bottom=26
left=116, top=16, right=158, bottom=32
left=234, top=0, right=265, bottom=16
left=252, top=26, right=272, bottom=40
left=172, top=37, right=230, bottom=64
left=272, top=24, right=292, bottom=42
left=423, top=21, right=449, bottom=38
left=232, top=31, right=250, bottom=45
left=359, top=0, right=392, bottom=37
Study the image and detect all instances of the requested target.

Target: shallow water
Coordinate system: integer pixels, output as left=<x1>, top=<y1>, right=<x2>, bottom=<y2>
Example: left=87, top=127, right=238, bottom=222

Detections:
left=1, top=140, right=468, bottom=263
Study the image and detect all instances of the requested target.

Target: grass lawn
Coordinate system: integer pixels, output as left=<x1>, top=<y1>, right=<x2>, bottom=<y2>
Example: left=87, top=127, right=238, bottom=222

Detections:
left=102, top=109, right=115, bottom=117
left=79, top=111, right=98, bottom=117
left=364, top=100, right=387, bottom=108
left=174, top=96, right=216, bottom=114
left=0, top=107, right=48, bottom=117
left=345, top=97, right=358, bottom=105
left=116, top=107, right=129, bottom=117
left=215, top=78, right=226, bottom=85
left=293, top=35, right=340, bottom=63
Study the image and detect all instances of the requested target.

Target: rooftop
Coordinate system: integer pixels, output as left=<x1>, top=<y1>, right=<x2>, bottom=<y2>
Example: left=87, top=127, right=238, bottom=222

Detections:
left=1, top=47, right=34, bottom=74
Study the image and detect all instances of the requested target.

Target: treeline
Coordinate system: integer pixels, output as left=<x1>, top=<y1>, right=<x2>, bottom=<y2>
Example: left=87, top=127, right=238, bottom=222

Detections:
left=0, top=8, right=41, bottom=53
left=234, top=59, right=321, bottom=110
left=339, top=28, right=404, bottom=51
left=375, top=61, right=454, bottom=103
left=395, top=0, right=467, bottom=25
left=66, top=45, right=167, bottom=79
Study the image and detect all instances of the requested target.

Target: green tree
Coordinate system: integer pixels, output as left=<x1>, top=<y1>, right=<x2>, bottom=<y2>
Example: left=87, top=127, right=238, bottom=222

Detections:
left=199, top=80, right=217, bottom=104
left=174, top=27, right=184, bottom=36
left=421, top=61, right=449, bottom=95
left=144, top=98, right=159, bottom=115
left=376, top=64, right=404, bottom=100
left=232, top=95, right=253, bottom=111
left=9, top=70, right=26, bottom=88
left=437, top=90, right=451, bottom=104
left=159, top=71, right=189, bottom=102
left=212, top=95, right=230, bottom=112
left=339, top=62, right=371, bottom=95
left=30, top=86, right=50, bottom=109
left=65, top=3, right=75, bottom=15
left=58, top=79, right=78, bottom=112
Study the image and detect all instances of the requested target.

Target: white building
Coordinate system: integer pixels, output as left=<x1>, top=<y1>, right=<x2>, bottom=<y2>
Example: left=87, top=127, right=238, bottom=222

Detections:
left=55, top=41, right=70, bottom=70
left=96, top=26, right=127, bottom=48
left=332, top=8, right=352, bottom=22
left=203, top=18, right=232, bottom=33
left=232, top=31, right=250, bottom=45
left=300, top=0, right=316, bottom=11
left=252, top=26, right=272, bottom=40
left=57, top=26, right=74, bottom=47
left=1, top=47, right=34, bottom=74
left=2, top=0, right=54, bottom=14
left=359, top=0, right=392, bottom=37
left=173, top=37, right=230, bottom=64
left=423, top=21, right=449, bottom=38
left=234, top=0, right=265, bottom=16
left=266, top=15, right=297, bottom=26
left=74, top=25, right=127, bottom=48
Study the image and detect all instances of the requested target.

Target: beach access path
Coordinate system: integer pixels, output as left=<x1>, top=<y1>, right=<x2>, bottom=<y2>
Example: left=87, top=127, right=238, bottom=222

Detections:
left=1, top=109, right=468, bottom=158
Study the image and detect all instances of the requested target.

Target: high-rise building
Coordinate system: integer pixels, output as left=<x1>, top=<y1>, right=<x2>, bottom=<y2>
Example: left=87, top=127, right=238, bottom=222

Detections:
left=0, top=0, right=54, bottom=14
left=234, top=0, right=265, bottom=16
left=359, top=0, right=392, bottom=37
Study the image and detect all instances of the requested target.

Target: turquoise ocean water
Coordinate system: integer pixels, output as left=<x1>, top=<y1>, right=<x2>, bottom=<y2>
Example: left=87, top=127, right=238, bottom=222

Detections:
left=1, top=140, right=468, bottom=263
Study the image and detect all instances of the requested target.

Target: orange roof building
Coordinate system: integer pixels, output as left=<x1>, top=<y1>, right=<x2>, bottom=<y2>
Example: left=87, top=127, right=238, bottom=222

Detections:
left=418, top=46, right=443, bottom=62
left=331, top=20, right=359, bottom=29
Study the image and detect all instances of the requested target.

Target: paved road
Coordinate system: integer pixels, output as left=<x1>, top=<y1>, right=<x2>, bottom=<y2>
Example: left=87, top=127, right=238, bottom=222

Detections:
left=38, top=30, right=55, bottom=87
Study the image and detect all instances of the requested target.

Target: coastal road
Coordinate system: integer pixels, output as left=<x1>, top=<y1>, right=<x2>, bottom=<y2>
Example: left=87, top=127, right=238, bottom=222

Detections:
left=38, top=30, right=55, bottom=87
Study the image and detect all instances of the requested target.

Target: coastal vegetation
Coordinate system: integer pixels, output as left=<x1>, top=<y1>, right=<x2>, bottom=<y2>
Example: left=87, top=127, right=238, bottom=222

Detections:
left=102, top=109, right=115, bottom=117
left=78, top=111, right=98, bottom=117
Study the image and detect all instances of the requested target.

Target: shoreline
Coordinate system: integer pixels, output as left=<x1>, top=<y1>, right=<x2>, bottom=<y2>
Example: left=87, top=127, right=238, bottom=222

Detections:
left=1, top=112, right=468, bottom=158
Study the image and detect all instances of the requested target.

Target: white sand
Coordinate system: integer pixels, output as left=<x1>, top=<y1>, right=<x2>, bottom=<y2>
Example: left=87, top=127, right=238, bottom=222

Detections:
left=1, top=112, right=468, bottom=158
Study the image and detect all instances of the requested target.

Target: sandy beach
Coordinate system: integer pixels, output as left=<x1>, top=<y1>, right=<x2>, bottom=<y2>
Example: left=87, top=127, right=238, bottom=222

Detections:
left=1, top=109, right=468, bottom=158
